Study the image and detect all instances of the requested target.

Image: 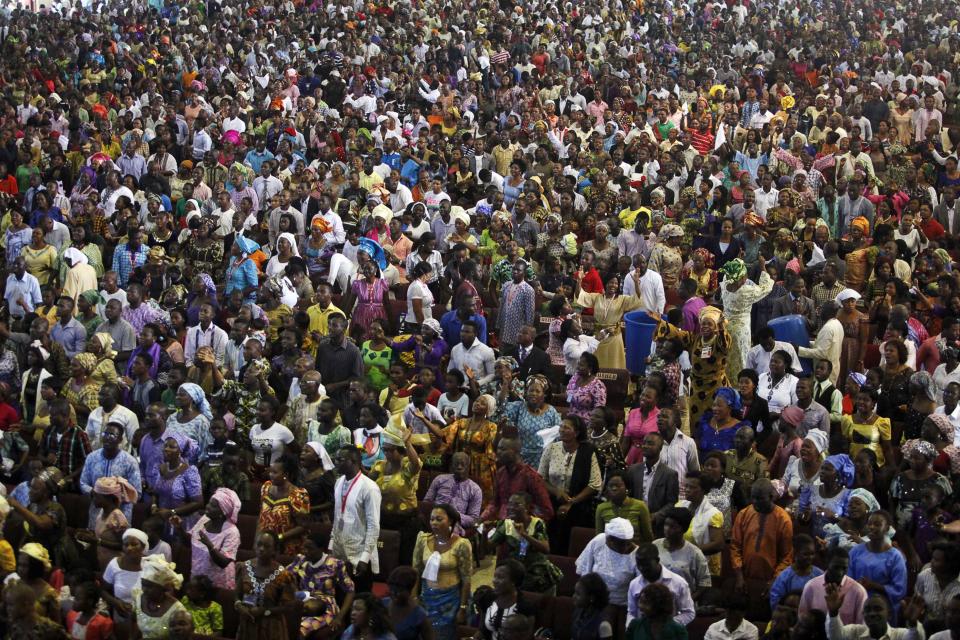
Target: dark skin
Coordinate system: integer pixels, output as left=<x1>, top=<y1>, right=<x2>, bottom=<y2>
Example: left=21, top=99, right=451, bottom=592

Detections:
left=234, top=533, right=296, bottom=623
left=131, top=577, right=180, bottom=639
left=334, top=449, right=370, bottom=576
left=260, top=461, right=307, bottom=545
left=170, top=499, right=233, bottom=569
left=102, top=536, right=145, bottom=617
left=152, top=438, right=203, bottom=521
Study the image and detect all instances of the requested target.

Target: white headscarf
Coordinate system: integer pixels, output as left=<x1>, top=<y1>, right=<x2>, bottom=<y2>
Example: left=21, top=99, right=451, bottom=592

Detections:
left=306, top=441, right=335, bottom=471
left=63, top=247, right=89, bottom=266
left=276, top=232, right=301, bottom=257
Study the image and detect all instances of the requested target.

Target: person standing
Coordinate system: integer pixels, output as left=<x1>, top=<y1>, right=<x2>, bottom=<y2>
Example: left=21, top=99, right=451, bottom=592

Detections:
left=331, top=445, right=381, bottom=593
left=497, top=261, right=536, bottom=353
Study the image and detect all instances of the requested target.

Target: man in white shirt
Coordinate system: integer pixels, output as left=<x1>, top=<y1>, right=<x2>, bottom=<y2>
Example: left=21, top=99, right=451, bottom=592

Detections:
left=183, top=302, right=228, bottom=366
left=626, top=544, right=697, bottom=627
left=191, top=118, right=214, bottom=161
left=331, top=446, right=381, bottom=592
left=753, top=173, right=779, bottom=220
left=85, top=383, right=140, bottom=450
left=101, top=170, right=135, bottom=220
left=4, top=258, right=41, bottom=319
left=253, top=163, right=284, bottom=214
left=746, top=327, right=802, bottom=376
left=448, top=321, right=496, bottom=385
left=386, top=176, right=413, bottom=213
left=210, top=191, right=236, bottom=240
left=623, top=260, right=665, bottom=314
left=222, top=103, right=246, bottom=134
left=798, top=302, right=843, bottom=385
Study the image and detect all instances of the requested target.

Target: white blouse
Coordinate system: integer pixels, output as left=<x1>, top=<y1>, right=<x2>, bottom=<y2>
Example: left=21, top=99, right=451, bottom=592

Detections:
left=757, top=372, right=799, bottom=414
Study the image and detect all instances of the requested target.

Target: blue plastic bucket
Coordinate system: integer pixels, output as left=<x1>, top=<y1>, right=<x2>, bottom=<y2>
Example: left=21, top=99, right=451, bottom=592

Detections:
left=768, top=314, right=813, bottom=375
left=625, top=311, right=658, bottom=375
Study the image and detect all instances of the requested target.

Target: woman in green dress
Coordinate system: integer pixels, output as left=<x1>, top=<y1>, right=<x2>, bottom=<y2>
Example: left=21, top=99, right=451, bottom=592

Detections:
left=651, top=306, right=732, bottom=427
left=361, top=319, right=393, bottom=392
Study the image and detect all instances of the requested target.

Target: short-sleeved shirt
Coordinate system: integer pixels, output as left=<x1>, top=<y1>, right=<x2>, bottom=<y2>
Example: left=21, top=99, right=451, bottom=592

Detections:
left=371, top=457, right=419, bottom=514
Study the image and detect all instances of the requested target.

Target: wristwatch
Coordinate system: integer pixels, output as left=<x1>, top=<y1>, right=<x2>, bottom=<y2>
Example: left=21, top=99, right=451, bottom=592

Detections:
left=264, top=609, right=272, bottom=617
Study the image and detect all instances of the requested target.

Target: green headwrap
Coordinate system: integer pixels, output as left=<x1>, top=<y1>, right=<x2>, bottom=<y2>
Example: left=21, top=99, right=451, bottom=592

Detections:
left=80, top=290, right=102, bottom=306
left=719, top=258, right=747, bottom=282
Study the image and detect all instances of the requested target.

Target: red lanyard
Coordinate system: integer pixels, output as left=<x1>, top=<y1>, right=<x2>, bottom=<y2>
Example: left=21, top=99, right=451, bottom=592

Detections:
left=339, top=473, right=362, bottom=516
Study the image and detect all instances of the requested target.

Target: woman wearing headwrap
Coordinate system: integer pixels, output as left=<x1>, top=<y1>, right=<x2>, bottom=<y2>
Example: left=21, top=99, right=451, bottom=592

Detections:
left=168, top=382, right=212, bottom=462
left=287, top=530, right=356, bottom=638
left=720, top=256, right=774, bottom=383
left=16, top=541, right=61, bottom=621
left=696, top=387, right=751, bottom=455
left=266, top=231, right=301, bottom=278
left=652, top=304, right=733, bottom=426
left=680, top=248, right=718, bottom=298
left=503, top=374, right=562, bottom=468
left=835, top=288, right=868, bottom=385
left=225, top=235, right=261, bottom=303
left=823, top=487, right=889, bottom=550
left=890, top=437, right=953, bottom=530
left=81, top=476, right=138, bottom=567
left=86, top=331, right=120, bottom=387
left=61, top=245, right=99, bottom=308
left=151, top=431, right=203, bottom=534
left=300, top=441, right=336, bottom=524
left=76, top=289, right=104, bottom=338
left=901, top=370, right=938, bottom=445
left=647, top=223, right=684, bottom=290
left=172, top=487, right=241, bottom=590
left=132, top=554, right=189, bottom=640
left=343, top=260, right=391, bottom=342
left=800, top=454, right=854, bottom=538
left=8, top=466, right=79, bottom=570
left=782, top=428, right=829, bottom=501
left=574, top=273, right=645, bottom=370
left=769, top=406, right=804, bottom=480
left=63, top=351, right=102, bottom=418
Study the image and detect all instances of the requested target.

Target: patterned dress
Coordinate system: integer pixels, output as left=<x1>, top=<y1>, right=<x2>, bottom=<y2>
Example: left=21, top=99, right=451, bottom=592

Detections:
left=503, top=401, right=562, bottom=468
left=442, top=418, right=498, bottom=505
left=720, top=271, right=774, bottom=383
left=258, top=481, right=311, bottom=555
left=235, top=561, right=296, bottom=640
left=655, top=321, right=732, bottom=427
left=566, top=375, right=608, bottom=421
left=286, top=553, right=355, bottom=636
left=350, top=278, right=390, bottom=340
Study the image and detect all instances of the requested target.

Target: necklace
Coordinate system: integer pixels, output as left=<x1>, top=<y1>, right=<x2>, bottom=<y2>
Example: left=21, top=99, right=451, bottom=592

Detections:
left=244, top=560, right=284, bottom=606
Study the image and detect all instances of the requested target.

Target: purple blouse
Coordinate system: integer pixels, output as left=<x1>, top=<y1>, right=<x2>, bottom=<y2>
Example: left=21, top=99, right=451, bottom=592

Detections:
left=566, top=374, right=608, bottom=421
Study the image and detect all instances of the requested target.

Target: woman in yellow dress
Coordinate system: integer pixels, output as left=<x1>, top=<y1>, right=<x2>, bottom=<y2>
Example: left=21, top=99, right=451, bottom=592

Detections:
left=651, top=306, right=732, bottom=426
left=21, top=228, right=58, bottom=286
left=575, top=274, right=645, bottom=370
left=421, top=394, right=498, bottom=505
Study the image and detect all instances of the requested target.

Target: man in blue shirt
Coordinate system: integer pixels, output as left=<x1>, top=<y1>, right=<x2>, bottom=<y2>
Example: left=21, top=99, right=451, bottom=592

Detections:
left=50, top=296, right=87, bottom=358
left=440, top=293, right=487, bottom=345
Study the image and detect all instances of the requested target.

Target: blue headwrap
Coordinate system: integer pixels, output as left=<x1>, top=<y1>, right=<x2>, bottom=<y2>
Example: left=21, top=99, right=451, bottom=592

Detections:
left=163, top=430, right=197, bottom=456
left=714, top=387, right=742, bottom=413
left=824, top=454, right=855, bottom=487
left=848, top=372, right=867, bottom=387
left=235, top=235, right=260, bottom=257
left=198, top=273, right=217, bottom=298
left=358, top=237, right=387, bottom=270
left=179, top=382, right=213, bottom=420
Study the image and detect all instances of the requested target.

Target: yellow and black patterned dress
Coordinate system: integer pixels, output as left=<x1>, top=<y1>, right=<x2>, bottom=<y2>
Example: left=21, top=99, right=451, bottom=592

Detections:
left=655, top=321, right=731, bottom=426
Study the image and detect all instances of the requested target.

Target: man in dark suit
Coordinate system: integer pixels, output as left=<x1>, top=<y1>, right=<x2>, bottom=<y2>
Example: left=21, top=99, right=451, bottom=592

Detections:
left=935, top=185, right=959, bottom=238
left=627, top=433, right=679, bottom=534
left=770, top=276, right=816, bottom=330
left=500, top=325, right=551, bottom=380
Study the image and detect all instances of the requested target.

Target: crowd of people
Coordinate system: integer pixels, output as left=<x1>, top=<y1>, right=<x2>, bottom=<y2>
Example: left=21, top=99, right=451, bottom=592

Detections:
left=0, top=0, right=959, bottom=638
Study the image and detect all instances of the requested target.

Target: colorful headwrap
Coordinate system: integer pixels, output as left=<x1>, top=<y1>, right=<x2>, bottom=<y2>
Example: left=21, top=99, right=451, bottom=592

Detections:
left=743, top=212, right=765, bottom=228
left=141, top=554, right=183, bottom=590
left=848, top=372, right=867, bottom=387
left=693, top=247, right=714, bottom=268
left=526, top=374, right=551, bottom=393
left=92, top=332, right=117, bottom=360
left=719, top=258, right=747, bottom=281
left=910, top=371, right=938, bottom=403
left=850, top=216, right=870, bottom=236
left=699, top=306, right=723, bottom=326
left=358, top=237, right=387, bottom=270
left=925, top=414, right=954, bottom=442
left=902, top=439, right=938, bottom=461
left=714, top=387, right=742, bottom=412
left=73, top=352, right=98, bottom=374
left=198, top=273, right=217, bottom=298
left=847, top=488, right=881, bottom=513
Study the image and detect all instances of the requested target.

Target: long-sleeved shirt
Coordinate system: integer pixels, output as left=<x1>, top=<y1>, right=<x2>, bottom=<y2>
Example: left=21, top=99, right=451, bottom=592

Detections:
left=79, top=449, right=141, bottom=527
left=625, top=567, right=696, bottom=627
left=798, top=318, right=844, bottom=385
left=183, top=323, right=229, bottom=367
left=331, top=472, right=382, bottom=572
left=769, top=565, right=824, bottom=610
left=497, top=280, right=535, bottom=346
left=479, top=463, right=554, bottom=522
left=799, top=575, right=868, bottom=625
left=825, top=615, right=923, bottom=640
left=51, top=317, right=88, bottom=358
left=730, top=505, right=793, bottom=582
left=41, top=425, right=91, bottom=480
left=423, top=474, right=483, bottom=530
left=623, top=269, right=666, bottom=314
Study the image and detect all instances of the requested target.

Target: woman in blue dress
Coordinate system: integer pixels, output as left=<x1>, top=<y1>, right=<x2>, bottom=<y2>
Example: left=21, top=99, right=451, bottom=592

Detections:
left=697, top=387, right=751, bottom=456
left=848, top=510, right=907, bottom=616
left=503, top=375, right=562, bottom=468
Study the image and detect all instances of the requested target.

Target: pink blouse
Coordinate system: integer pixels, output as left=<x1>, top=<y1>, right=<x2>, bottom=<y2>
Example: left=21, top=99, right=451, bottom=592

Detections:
left=624, top=406, right=660, bottom=465
left=189, top=516, right=241, bottom=590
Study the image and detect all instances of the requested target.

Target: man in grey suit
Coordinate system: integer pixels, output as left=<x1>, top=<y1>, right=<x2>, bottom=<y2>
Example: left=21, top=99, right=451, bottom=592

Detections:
left=627, top=433, right=679, bottom=535
left=935, top=185, right=959, bottom=240
left=771, top=276, right=817, bottom=330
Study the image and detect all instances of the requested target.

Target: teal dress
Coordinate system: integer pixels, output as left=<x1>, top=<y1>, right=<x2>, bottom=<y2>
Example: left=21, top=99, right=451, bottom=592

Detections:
left=626, top=618, right=688, bottom=640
